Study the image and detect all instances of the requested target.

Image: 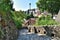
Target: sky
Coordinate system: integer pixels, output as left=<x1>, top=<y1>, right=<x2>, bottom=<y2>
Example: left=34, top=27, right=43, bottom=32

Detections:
left=13, top=0, right=37, bottom=11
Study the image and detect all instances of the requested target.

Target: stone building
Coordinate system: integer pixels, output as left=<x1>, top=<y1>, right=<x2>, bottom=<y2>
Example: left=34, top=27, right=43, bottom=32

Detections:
left=55, top=10, right=60, bottom=23
left=26, top=8, right=41, bottom=17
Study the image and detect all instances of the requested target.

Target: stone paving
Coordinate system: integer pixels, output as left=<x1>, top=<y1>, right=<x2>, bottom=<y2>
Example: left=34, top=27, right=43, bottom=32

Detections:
left=17, top=29, right=52, bottom=40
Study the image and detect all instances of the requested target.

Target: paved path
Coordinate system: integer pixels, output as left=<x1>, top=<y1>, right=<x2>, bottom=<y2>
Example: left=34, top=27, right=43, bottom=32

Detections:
left=17, top=29, right=52, bottom=40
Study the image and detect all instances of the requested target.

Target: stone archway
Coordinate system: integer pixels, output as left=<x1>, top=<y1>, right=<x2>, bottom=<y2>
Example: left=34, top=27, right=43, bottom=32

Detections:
left=28, top=26, right=47, bottom=35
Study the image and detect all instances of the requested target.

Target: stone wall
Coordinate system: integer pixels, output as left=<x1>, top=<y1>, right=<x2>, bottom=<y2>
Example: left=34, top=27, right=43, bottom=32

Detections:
left=28, top=25, right=60, bottom=37
left=0, top=13, right=18, bottom=40
left=45, top=25, right=60, bottom=37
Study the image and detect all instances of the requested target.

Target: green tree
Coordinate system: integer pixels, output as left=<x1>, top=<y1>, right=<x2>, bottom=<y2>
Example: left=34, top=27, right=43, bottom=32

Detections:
left=0, top=0, right=13, bottom=11
left=36, top=0, right=60, bottom=17
left=0, top=0, right=27, bottom=29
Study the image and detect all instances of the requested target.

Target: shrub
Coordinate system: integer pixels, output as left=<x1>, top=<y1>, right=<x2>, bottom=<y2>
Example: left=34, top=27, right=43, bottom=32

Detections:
left=35, top=15, right=58, bottom=25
